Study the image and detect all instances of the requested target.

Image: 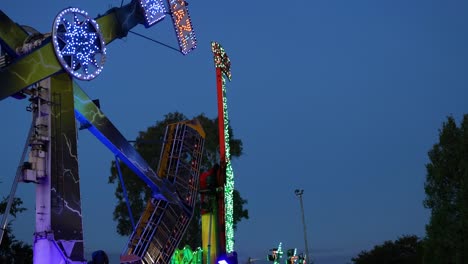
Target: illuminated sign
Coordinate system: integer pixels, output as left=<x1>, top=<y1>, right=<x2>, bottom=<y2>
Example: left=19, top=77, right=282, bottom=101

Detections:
left=167, top=0, right=196, bottom=55
left=139, top=0, right=166, bottom=27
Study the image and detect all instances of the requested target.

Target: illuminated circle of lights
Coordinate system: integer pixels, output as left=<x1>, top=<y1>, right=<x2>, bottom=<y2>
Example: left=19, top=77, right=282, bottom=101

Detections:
left=52, top=7, right=106, bottom=81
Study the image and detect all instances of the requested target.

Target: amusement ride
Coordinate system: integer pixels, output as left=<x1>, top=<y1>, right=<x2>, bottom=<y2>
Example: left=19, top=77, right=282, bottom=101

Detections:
left=0, top=0, right=241, bottom=263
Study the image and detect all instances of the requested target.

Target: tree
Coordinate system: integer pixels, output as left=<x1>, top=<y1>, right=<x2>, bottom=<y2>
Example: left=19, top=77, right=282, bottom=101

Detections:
left=0, top=197, right=33, bottom=263
left=423, top=115, right=468, bottom=263
left=108, top=112, right=248, bottom=249
left=351, top=235, right=423, bottom=264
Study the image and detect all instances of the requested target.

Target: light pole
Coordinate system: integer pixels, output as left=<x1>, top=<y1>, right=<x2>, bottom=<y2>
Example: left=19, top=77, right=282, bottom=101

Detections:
left=295, top=189, right=310, bottom=264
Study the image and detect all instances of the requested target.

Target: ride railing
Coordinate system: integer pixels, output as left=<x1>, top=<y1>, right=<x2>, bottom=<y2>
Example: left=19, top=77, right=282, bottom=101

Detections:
left=123, top=120, right=205, bottom=263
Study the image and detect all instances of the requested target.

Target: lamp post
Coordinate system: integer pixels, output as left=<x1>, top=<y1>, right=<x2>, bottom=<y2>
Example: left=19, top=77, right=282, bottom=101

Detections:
left=294, top=189, right=310, bottom=264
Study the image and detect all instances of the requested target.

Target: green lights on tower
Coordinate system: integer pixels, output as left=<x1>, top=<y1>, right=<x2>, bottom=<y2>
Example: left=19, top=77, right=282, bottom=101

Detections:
left=211, top=41, right=234, bottom=254
left=222, top=76, right=235, bottom=253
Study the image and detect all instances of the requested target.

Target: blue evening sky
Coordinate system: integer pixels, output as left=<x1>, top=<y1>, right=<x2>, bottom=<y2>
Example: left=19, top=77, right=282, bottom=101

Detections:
left=1, top=0, right=468, bottom=263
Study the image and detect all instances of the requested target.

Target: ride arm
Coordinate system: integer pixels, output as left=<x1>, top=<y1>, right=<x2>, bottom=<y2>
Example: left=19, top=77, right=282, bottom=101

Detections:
left=0, top=11, right=28, bottom=55
left=96, top=0, right=144, bottom=45
left=0, top=10, right=61, bottom=101
left=73, top=82, right=183, bottom=206
left=0, top=1, right=144, bottom=101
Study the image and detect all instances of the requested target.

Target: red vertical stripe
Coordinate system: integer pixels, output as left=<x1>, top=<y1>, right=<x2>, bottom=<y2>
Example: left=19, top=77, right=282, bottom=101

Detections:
left=216, top=68, right=226, bottom=163
left=215, top=67, right=227, bottom=255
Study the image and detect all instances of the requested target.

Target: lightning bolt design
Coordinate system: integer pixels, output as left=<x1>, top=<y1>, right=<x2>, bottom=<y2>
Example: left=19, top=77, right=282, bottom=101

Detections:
left=10, top=45, right=62, bottom=84
left=73, top=82, right=179, bottom=203
left=63, top=168, right=80, bottom=184
left=51, top=188, right=82, bottom=217
left=63, top=199, right=83, bottom=217
left=0, top=43, right=62, bottom=100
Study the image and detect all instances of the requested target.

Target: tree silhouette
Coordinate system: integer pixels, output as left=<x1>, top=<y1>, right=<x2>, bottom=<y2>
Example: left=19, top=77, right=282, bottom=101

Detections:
left=351, top=235, right=423, bottom=264
left=423, top=115, right=468, bottom=263
left=108, top=112, right=248, bottom=249
left=0, top=196, right=33, bottom=263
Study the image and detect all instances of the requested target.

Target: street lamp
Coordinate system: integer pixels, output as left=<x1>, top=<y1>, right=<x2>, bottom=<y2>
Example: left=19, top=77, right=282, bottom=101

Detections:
left=294, top=189, right=310, bottom=264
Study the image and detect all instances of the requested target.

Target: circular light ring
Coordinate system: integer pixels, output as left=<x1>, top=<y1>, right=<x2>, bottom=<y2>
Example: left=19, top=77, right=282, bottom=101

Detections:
left=52, top=7, right=106, bottom=81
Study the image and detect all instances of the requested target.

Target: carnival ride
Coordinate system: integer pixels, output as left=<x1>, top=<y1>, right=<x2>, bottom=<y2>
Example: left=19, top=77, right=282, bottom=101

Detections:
left=0, top=0, right=208, bottom=263
left=267, top=243, right=304, bottom=264
left=148, top=42, right=238, bottom=264
left=199, top=42, right=236, bottom=264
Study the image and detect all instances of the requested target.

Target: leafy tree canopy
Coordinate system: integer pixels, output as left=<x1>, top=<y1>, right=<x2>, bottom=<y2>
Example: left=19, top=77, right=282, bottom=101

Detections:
left=108, top=112, right=248, bottom=249
left=0, top=196, right=33, bottom=263
left=351, top=235, right=423, bottom=264
left=423, top=115, right=468, bottom=263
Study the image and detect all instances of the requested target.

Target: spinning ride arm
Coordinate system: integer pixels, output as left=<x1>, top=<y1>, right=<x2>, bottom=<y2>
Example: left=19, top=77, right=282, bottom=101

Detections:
left=0, top=0, right=195, bottom=203
left=73, top=83, right=184, bottom=205
left=0, top=0, right=196, bottom=100
left=0, top=0, right=199, bottom=262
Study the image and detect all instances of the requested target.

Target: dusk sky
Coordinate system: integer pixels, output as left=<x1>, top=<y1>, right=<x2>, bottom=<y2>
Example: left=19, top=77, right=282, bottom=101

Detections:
left=1, top=0, right=468, bottom=263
